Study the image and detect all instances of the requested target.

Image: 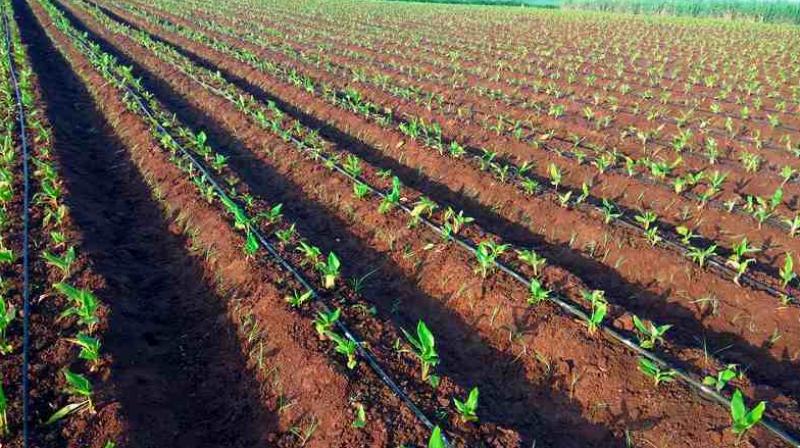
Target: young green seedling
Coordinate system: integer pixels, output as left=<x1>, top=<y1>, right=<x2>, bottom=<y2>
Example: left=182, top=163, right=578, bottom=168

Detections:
left=402, top=320, right=440, bottom=386
left=67, top=334, right=101, bottom=371
left=688, top=244, right=717, bottom=268
left=353, top=181, right=370, bottom=199
left=632, top=315, right=671, bottom=349
left=583, top=290, right=607, bottom=335
left=517, top=249, right=546, bottom=276
left=314, top=308, right=340, bottom=339
left=703, top=364, right=739, bottom=392
left=428, top=426, right=446, bottom=448
left=409, top=196, right=438, bottom=227
left=285, top=289, right=313, bottom=308
left=43, top=246, right=76, bottom=280
left=548, top=163, right=562, bottom=190
left=780, top=252, right=796, bottom=288
left=453, top=387, right=479, bottom=423
left=352, top=403, right=367, bottom=429
left=379, top=177, right=402, bottom=214
left=474, top=240, right=509, bottom=278
left=244, top=230, right=259, bottom=257
left=326, top=331, right=358, bottom=369
left=46, top=370, right=94, bottom=424
left=444, top=208, right=474, bottom=235
left=637, top=358, right=676, bottom=386
left=56, top=283, right=100, bottom=333
left=634, top=211, right=657, bottom=230
left=601, top=199, right=622, bottom=224
left=317, top=252, right=341, bottom=289
left=297, top=241, right=322, bottom=267
left=730, top=389, right=766, bottom=441
left=727, top=238, right=759, bottom=285
left=275, top=224, right=296, bottom=244
left=0, top=296, right=15, bottom=355
left=528, top=278, right=551, bottom=305
left=0, top=380, right=6, bottom=436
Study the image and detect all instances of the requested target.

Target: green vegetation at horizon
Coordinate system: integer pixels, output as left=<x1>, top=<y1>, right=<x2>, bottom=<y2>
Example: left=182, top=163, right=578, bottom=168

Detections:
left=561, top=0, right=800, bottom=24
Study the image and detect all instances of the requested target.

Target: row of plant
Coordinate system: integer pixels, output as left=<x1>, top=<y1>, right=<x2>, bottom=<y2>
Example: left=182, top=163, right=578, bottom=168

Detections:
left=181, top=0, right=800, bottom=159
left=89, top=0, right=800, bottom=410
left=135, top=0, right=800, bottom=197
left=130, top=0, right=800, bottom=241
left=96, top=0, right=800, bottom=312
left=36, top=0, right=502, bottom=444
left=0, top=2, right=113, bottom=446
left=68, top=1, right=800, bottom=443
left=0, top=3, right=22, bottom=436
left=255, top=2, right=800, bottom=159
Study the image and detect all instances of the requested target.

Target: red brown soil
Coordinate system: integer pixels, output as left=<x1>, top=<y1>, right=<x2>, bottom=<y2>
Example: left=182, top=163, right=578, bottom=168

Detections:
left=90, top=0, right=800, bottom=421
left=52, top=0, right=800, bottom=446
left=136, top=0, right=800, bottom=270
left=21, top=1, right=436, bottom=447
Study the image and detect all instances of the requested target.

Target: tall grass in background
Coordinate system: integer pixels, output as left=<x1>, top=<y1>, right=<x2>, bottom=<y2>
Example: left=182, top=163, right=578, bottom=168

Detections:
left=561, top=0, right=800, bottom=24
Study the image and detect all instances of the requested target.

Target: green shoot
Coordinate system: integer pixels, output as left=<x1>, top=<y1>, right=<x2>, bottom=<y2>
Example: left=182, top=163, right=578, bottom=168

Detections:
left=297, top=241, right=321, bottom=267
left=730, top=389, right=766, bottom=441
left=688, top=244, right=717, bottom=268
left=528, top=278, right=551, bottom=305
left=379, top=177, right=402, bottom=214
left=780, top=252, right=796, bottom=288
left=67, top=334, right=101, bottom=371
left=637, top=358, right=676, bottom=386
left=353, top=181, right=370, bottom=199
left=56, top=283, right=100, bottom=333
left=244, top=230, right=259, bottom=257
left=0, top=296, right=15, bottom=355
left=0, top=380, right=6, bottom=436
left=583, top=290, right=607, bottom=335
left=402, top=320, right=439, bottom=386
left=632, top=315, right=671, bottom=349
left=474, top=240, right=509, bottom=278
left=517, top=249, right=546, bottom=276
left=352, top=403, right=367, bottom=429
left=314, top=308, right=340, bottom=339
left=548, top=163, right=562, bottom=190
left=285, top=289, right=313, bottom=308
left=46, top=370, right=94, bottom=424
left=428, top=426, right=446, bottom=448
left=43, top=246, right=76, bottom=280
left=317, top=252, right=341, bottom=289
left=453, top=387, right=479, bottom=423
left=326, top=331, right=358, bottom=369
left=703, top=364, right=738, bottom=392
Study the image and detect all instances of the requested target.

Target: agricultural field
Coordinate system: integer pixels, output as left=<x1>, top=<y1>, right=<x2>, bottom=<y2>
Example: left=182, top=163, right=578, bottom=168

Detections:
left=0, top=0, right=799, bottom=446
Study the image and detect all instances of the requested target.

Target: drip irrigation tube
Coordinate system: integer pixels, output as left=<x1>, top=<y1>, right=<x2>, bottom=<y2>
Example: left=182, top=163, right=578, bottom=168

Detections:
left=1, top=4, right=32, bottom=447
left=164, top=48, right=800, bottom=448
left=51, top=13, right=450, bottom=445
left=169, top=60, right=800, bottom=445
left=101, top=0, right=799, bottom=304
left=63, top=3, right=800, bottom=445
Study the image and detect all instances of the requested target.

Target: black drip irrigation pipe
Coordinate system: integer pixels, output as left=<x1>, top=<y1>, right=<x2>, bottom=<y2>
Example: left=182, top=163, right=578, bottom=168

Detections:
left=490, top=113, right=800, bottom=231
left=110, top=0, right=800, bottom=303
left=53, top=14, right=451, bottom=445
left=1, top=4, right=31, bottom=447
left=66, top=4, right=800, bottom=444
left=156, top=42, right=800, bottom=447
left=407, top=118, right=800, bottom=305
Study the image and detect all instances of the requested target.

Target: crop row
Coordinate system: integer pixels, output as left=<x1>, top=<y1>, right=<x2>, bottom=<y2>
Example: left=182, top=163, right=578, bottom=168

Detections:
left=83, top=0, right=800, bottom=392
left=0, top=1, right=113, bottom=446
left=57, top=0, right=800, bottom=444
left=126, top=0, right=800, bottom=240
left=107, top=0, right=800, bottom=309
left=32, top=0, right=520, bottom=444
